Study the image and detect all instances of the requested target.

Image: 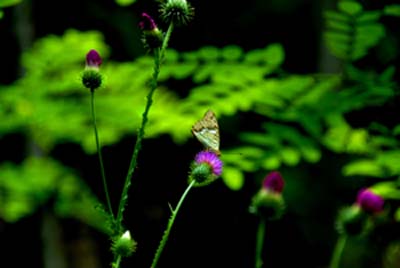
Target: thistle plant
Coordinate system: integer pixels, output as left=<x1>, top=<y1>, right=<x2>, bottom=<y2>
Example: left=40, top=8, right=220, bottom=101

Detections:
left=81, top=0, right=195, bottom=267
left=150, top=150, right=223, bottom=268
left=249, top=171, right=286, bottom=268
left=330, top=188, right=385, bottom=268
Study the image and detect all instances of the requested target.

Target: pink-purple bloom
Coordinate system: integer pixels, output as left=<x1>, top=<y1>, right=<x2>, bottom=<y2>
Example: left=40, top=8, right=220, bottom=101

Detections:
left=195, top=151, right=223, bottom=176
left=86, top=49, right=102, bottom=68
left=262, top=171, right=285, bottom=193
left=356, top=188, right=384, bottom=214
left=139, top=12, right=158, bottom=31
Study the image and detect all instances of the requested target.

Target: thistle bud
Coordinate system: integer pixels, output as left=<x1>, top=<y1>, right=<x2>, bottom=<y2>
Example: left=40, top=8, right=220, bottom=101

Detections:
left=249, top=171, right=286, bottom=220
left=189, top=151, right=223, bottom=187
left=82, top=49, right=103, bottom=91
left=335, top=188, right=385, bottom=236
left=111, top=231, right=137, bottom=257
left=139, top=13, right=163, bottom=51
left=159, top=0, right=194, bottom=26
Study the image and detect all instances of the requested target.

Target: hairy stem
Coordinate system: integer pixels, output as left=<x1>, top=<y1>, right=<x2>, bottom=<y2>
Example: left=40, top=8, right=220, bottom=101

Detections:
left=115, top=22, right=175, bottom=233
left=150, top=180, right=195, bottom=268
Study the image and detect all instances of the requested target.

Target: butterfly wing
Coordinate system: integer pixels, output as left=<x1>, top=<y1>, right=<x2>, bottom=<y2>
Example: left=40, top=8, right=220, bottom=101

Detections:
left=191, top=110, right=220, bottom=155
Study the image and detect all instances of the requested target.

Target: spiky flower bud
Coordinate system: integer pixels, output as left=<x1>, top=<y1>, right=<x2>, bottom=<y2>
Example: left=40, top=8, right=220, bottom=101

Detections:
left=82, top=49, right=103, bottom=91
left=159, top=0, right=194, bottom=26
left=189, top=151, right=223, bottom=187
left=111, top=231, right=137, bottom=257
left=139, top=13, right=163, bottom=51
left=335, top=188, right=385, bottom=236
left=249, top=171, right=286, bottom=220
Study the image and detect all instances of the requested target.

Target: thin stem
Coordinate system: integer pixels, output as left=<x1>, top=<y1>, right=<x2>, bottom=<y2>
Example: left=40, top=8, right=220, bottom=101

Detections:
left=150, top=180, right=195, bottom=268
left=115, top=22, right=175, bottom=233
left=330, top=235, right=347, bottom=268
left=255, top=218, right=266, bottom=268
left=91, top=90, right=114, bottom=220
left=112, top=254, right=122, bottom=268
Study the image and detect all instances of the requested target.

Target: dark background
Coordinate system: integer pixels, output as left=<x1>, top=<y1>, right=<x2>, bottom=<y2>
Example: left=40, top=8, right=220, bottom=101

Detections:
left=0, top=0, right=399, bottom=267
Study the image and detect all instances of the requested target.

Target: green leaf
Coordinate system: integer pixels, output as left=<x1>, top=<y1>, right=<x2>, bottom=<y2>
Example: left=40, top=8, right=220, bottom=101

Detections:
left=0, top=157, right=107, bottom=231
left=279, top=147, right=300, bottom=166
left=261, top=155, right=281, bottom=170
left=324, top=10, right=350, bottom=22
left=384, top=5, right=400, bottom=17
left=338, top=1, right=363, bottom=16
left=356, top=11, right=382, bottom=23
left=222, top=167, right=245, bottom=191
left=115, top=0, right=136, bottom=6
left=221, top=45, right=243, bottom=61
left=342, top=160, right=384, bottom=177
left=370, top=181, right=400, bottom=200
left=197, top=46, right=220, bottom=61
left=0, top=0, right=21, bottom=8
left=393, top=125, right=400, bottom=136
left=265, top=43, right=285, bottom=67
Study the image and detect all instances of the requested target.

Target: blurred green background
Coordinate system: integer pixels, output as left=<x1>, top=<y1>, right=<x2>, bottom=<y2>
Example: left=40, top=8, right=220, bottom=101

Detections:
left=0, top=0, right=399, bottom=267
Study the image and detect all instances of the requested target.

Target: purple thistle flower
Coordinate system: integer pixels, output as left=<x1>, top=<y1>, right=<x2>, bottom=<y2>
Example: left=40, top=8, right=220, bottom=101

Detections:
left=195, top=151, right=223, bottom=176
left=139, top=12, right=158, bottom=31
left=356, top=188, right=384, bottom=214
left=86, top=49, right=102, bottom=69
left=262, top=171, right=285, bottom=193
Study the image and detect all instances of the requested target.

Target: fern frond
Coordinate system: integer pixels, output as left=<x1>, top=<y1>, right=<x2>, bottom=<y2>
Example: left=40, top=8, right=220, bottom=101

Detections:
left=324, top=0, right=385, bottom=61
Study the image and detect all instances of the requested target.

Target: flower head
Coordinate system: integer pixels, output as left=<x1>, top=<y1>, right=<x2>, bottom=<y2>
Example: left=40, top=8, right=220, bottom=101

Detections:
left=189, top=150, right=223, bottom=186
left=262, top=171, right=285, bottom=193
left=85, top=49, right=102, bottom=69
left=195, top=151, right=223, bottom=176
left=356, top=188, right=384, bottom=214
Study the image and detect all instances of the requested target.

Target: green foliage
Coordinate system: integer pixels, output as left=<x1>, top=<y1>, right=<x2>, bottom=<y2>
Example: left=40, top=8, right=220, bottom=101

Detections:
left=0, top=157, right=110, bottom=232
left=384, top=5, right=400, bottom=17
left=0, top=0, right=21, bottom=20
left=0, top=0, right=21, bottom=8
left=115, top=0, right=136, bottom=7
left=1, top=3, right=398, bottom=195
left=324, top=0, right=385, bottom=61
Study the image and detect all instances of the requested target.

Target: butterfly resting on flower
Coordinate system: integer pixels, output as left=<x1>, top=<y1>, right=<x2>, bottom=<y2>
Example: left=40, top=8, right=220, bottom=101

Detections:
left=191, top=109, right=221, bottom=156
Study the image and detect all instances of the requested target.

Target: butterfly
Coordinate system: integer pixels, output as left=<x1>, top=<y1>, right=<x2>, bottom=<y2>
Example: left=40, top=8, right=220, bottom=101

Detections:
left=191, top=109, right=221, bottom=156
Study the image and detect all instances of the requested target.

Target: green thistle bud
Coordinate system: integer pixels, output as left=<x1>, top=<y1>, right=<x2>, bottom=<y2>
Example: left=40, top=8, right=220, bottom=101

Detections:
left=111, top=231, right=137, bottom=257
left=159, top=0, right=194, bottom=26
left=82, top=69, right=102, bottom=91
left=335, top=205, right=368, bottom=236
left=250, top=189, right=286, bottom=220
left=249, top=171, right=286, bottom=220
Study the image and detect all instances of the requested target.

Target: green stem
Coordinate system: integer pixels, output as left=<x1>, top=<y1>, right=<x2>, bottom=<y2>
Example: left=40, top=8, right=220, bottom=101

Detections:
left=150, top=180, right=195, bottom=268
left=91, top=90, right=114, bottom=220
left=330, top=235, right=347, bottom=268
left=112, top=254, right=122, bottom=268
left=115, top=22, right=175, bottom=233
left=255, top=218, right=266, bottom=268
